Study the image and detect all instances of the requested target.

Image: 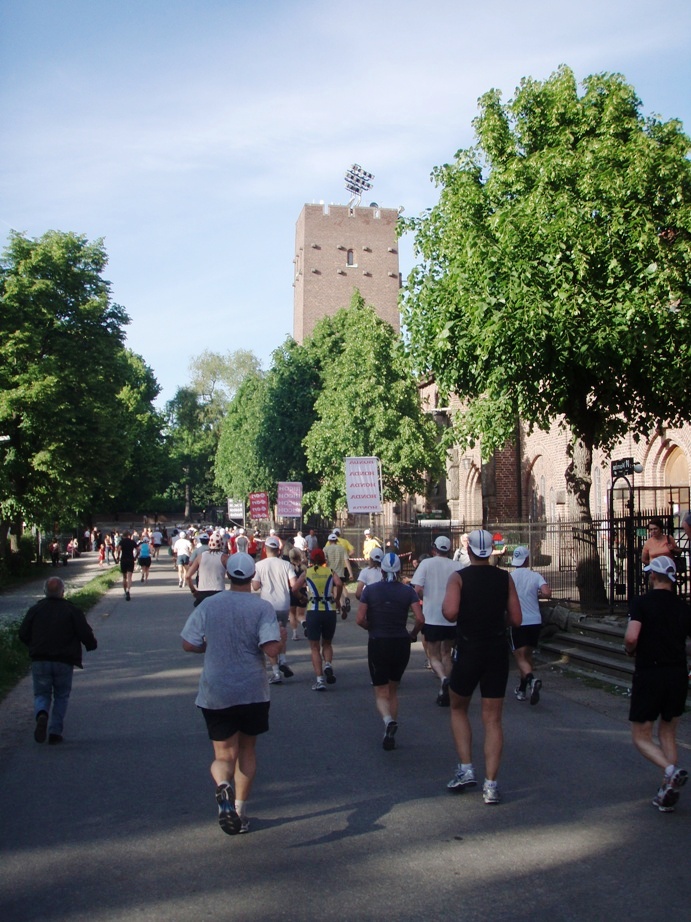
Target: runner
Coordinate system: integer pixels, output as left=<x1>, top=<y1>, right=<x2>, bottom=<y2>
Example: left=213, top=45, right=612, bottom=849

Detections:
left=300, top=549, right=343, bottom=691
left=356, top=553, right=423, bottom=750
left=509, top=546, right=551, bottom=704
left=181, top=553, right=281, bottom=835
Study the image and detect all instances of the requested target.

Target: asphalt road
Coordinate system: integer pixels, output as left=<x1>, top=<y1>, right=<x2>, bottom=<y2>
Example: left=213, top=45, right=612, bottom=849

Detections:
left=1, top=557, right=690, bottom=922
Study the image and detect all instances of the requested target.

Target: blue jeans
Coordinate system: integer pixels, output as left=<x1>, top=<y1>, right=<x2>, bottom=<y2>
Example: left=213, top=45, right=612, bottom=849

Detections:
left=32, top=661, right=74, bottom=735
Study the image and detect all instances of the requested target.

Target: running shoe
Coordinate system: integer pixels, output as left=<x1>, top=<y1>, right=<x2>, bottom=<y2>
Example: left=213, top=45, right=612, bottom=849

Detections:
left=447, top=765, right=477, bottom=792
left=238, top=817, right=251, bottom=834
left=344, top=597, right=351, bottom=613
left=312, top=679, right=326, bottom=691
left=483, top=780, right=501, bottom=804
left=668, top=768, right=688, bottom=791
left=652, top=786, right=679, bottom=812
left=323, top=663, right=336, bottom=684
left=125, top=591, right=131, bottom=601
left=437, top=678, right=450, bottom=707
left=514, top=686, right=527, bottom=701
left=278, top=663, right=294, bottom=678
left=383, top=720, right=398, bottom=751
left=215, top=783, right=241, bottom=835
left=268, top=674, right=283, bottom=685
left=34, top=711, right=48, bottom=744
left=529, top=678, right=542, bottom=705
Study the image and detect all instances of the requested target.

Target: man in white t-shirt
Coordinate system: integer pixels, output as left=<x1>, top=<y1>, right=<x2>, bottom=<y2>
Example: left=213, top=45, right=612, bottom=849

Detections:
left=173, top=531, right=193, bottom=588
left=181, top=552, right=280, bottom=835
left=509, top=546, right=551, bottom=704
left=252, top=537, right=298, bottom=684
left=411, top=536, right=461, bottom=706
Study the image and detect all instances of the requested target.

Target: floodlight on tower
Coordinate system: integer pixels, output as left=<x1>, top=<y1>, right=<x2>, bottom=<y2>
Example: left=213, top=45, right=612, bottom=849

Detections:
left=344, top=163, right=374, bottom=207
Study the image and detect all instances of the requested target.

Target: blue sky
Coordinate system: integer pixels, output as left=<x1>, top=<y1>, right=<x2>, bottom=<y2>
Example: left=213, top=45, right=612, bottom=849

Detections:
left=2, top=0, right=690, bottom=404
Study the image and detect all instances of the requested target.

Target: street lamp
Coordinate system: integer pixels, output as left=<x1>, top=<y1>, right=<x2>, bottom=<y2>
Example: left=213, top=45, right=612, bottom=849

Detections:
left=609, top=457, right=643, bottom=612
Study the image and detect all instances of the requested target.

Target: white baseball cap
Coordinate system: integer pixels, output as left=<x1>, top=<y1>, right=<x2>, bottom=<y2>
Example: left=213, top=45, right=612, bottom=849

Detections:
left=643, top=555, right=677, bottom=581
left=369, top=547, right=384, bottom=562
left=264, top=537, right=280, bottom=549
left=510, top=546, right=530, bottom=567
left=434, top=536, right=451, bottom=552
left=226, top=553, right=256, bottom=579
left=467, top=529, right=494, bottom=558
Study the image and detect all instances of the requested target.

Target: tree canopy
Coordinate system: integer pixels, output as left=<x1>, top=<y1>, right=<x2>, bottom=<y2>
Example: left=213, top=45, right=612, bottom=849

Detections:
left=0, top=230, right=162, bottom=542
left=402, top=66, right=691, bottom=520
left=215, top=295, right=443, bottom=519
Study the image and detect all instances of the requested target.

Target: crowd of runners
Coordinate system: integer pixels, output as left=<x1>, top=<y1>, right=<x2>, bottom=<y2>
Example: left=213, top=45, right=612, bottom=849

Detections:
left=19, top=520, right=690, bottom=837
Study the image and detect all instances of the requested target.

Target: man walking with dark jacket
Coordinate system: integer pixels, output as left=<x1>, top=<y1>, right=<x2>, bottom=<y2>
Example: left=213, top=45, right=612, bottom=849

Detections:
left=19, top=576, right=98, bottom=744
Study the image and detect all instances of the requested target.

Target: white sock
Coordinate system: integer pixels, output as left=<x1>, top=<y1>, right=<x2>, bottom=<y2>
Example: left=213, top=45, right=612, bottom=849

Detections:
left=235, top=799, right=246, bottom=817
left=665, top=764, right=676, bottom=779
left=461, top=763, right=474, bottom=773
left=383, top=716, right=393, bottom=727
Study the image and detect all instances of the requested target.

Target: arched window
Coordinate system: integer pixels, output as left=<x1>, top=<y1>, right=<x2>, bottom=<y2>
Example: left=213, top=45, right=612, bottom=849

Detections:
left=665, top=446, right=689, bottom=486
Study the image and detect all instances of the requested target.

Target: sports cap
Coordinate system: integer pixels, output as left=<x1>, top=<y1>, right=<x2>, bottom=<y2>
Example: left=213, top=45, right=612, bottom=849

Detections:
left=380, top=552, right=401, bottom=580
left=265, top=537, right=280, bottom=549
left=510, top=546, right=530, bottom=567
left=199, top=534, right=209, bottom=544
left=434, top=536, right=451, bottom=552
left=327, top=533, right=338, bottom=541
left=226, top=553, right=256, bottom=580
left=369, top=547, right=384, bottom=562
left=208, top=533, right=223, bottom=550
left=467, top=529, right=494, bottom=558
left=643, top=555, right=677, bottom=582
left=334, top=528, right=341, bottom=535
left=364, top=528, right=371, bottom=535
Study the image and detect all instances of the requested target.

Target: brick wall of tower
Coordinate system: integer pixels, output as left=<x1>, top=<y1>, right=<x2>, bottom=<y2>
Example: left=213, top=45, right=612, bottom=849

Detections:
left=293, top=204, right=401, bottom=342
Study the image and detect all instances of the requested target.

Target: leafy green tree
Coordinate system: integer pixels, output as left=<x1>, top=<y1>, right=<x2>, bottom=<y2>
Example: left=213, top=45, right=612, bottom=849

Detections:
left=215, top=372, right=272, bottom=503
left=189, top=348, right=263, bottom=427
left=402, top=66, right=691, bottom=603
left=303, top=298, right=443, bottom=516
left=0, top=230, right=147, bottom=551
left=164, top=387, right=219, bottom=520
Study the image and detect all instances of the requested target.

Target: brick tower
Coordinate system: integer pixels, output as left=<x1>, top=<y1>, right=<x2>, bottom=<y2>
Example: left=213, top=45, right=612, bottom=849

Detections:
left=293, top=203, right=401, bottom=342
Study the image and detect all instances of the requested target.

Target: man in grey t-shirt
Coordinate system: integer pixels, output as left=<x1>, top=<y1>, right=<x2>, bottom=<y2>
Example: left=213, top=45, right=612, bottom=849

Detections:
left=181, top=553, right=280, bottom=836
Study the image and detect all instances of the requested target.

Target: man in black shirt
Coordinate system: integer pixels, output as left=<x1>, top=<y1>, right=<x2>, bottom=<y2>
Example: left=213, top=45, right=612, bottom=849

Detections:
left=119, top=530, right=139, bottom=601
left=442, top=529, right=522, bottom=804
left=19, top=576, right=97, bottom=744
left=625, top=555, right=691, bottom=812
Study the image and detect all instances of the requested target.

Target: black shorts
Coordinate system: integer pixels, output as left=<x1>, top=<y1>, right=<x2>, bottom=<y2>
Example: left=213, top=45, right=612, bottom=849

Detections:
left=628, top=666, right=689, bottom=723
left=120, top=561, right=135, bottom=574
left=510, top=624, right=541, bottom=651
left=368, top=637, right=412, bottom=686
left=305, top=610, right=337, bottom=642
left=139, top=557, right=152, bottom=568
left=450, top=640, right=510, bottom=698
left=422, top=624, right=456, bottom=643
left=200, top=701, right=270, bottom=740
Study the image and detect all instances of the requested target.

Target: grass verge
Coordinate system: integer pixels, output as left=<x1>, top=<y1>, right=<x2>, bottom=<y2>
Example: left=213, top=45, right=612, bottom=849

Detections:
left=0, top=567, right=119, bottom=703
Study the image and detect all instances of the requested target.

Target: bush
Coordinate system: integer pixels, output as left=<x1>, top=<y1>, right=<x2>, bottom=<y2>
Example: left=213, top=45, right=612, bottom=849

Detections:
left=0, top=622, right=30, bottom=701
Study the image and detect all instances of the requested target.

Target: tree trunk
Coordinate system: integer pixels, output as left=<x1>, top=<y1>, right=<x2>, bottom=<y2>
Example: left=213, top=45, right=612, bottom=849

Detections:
left=565, top=436, right=608, bottom=608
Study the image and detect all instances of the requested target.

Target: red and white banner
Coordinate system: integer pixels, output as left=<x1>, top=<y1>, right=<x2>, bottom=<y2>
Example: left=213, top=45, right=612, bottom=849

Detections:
left=249, top=491, right=270, bottom=519
left=345, top=457, right=382, bottom=513
left=277, top=481, right=302, bottom=517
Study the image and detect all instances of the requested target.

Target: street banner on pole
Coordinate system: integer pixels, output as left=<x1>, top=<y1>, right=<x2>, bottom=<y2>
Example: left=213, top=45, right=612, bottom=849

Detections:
left=249, top=492, right=270, bottom=519
left=277, top=482, right=302, bottom=517
left=345, top=457, right=382, bottom=513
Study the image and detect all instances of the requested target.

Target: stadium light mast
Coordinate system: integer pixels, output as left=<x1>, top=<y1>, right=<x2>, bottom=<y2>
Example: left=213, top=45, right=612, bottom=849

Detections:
left=344, top=163, right=374, bottom=207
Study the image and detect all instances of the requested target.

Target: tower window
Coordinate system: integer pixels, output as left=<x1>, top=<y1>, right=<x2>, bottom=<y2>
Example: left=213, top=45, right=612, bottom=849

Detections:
left=346, top=249, right=355, bottom=266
